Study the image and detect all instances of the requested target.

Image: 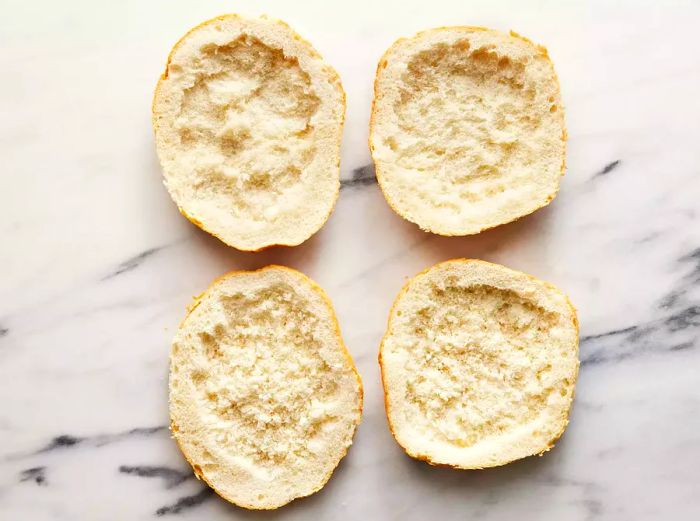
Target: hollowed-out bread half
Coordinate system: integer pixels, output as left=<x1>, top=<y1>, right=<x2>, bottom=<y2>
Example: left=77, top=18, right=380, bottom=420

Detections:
left=169, top=266, right=362, bottom=509
left=153, top=15, right=345, bottom=251
left=370, top=27, right=566, bottom=235
left=379, top=259, right=578, bottom=468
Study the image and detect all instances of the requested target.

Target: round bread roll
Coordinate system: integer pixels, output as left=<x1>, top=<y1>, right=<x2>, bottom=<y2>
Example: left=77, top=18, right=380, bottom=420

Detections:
left=370, top=27, right=566, bottom=235
left=379, top=259, right=578, bottom=468
left=170, top=266, right=362, bottom=509
left=153, top=15, right=345, bottom=251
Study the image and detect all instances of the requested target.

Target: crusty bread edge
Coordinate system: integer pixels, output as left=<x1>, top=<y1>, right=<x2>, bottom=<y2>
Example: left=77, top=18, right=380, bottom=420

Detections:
left=152, top=14, right=347, bottom=252
left=368, top=26, right=567, bottom=237
left=169, top=265, right=364, bottom=509
left=377, top=258, right=579, bottom=469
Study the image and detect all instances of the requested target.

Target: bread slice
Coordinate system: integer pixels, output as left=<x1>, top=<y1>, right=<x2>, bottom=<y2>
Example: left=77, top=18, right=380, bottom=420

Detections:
left=169, top=266, right=362, bottom=509
left=370, top=27, right=566, bottom=235
left=152, top=15, right=345, bottom=251
left=379, top=259, right=578, bottom=469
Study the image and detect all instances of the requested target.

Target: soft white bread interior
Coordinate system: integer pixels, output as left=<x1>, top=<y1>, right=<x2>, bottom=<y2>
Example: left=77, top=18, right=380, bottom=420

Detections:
left=153, top=15, right=345, bottom=251
left=379, top=259, right=578, bottom=468
left=170, top=266, right=362, bottom=509
left=370, top=27, right=566, bottom=235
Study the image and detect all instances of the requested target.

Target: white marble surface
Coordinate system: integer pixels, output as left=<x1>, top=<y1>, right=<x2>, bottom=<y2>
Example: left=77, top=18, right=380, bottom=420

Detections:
left=2, top=0, right=700, bottom=519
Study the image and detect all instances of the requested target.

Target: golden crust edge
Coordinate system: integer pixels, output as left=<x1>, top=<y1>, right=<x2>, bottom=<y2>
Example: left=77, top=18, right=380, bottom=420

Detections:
left=377, top=258, right=580, bottom=469
left=152, top=14, right=346, bottom=252
left=368, top=26, right=568, bottom=237
left=170, top=265, right=363, bottom=509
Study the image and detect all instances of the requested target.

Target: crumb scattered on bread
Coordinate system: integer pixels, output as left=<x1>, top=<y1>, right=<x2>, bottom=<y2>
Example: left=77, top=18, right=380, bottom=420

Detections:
left=170, top=266, right=362, bottom=509
left=370, top=27, right=566, bottom=235
left=153, top=15, right=345, bottom=251
left=380, top=259, right=578, bottom=468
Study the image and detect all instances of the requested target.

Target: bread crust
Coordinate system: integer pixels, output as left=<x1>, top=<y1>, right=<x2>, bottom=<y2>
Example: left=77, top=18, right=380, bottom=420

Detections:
left=152, top=15, right=346, bottom=252
left=369, top=27, right=567, bottom=236
left=378, top=259, right=579, bottom=469
left=170, top=265, right=363, bottom=509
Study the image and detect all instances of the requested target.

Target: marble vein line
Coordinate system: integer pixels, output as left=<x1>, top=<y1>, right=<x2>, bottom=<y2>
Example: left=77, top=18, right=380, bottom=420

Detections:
left=340, top=164, right=377, bottom=189
left=100, top=236, right=192, bottom=281
left=579, top=325, right=638, bottom=342
left=101, top=246, right=166, bottom=281
left=0, top=235, right=192, bottom=328
left=581, top=246, right=700, bottom=367
left=335, top=232, right=435, bottom=290
left=591, top=159, right=622, bottom=179
left=638, top=231, right=662, bottom=244
left=661, top=247, right=700, bottom=308
left=580, top=313, right=698, bottom=366
left=539, top=476, right=601, bottom=489
left=155, top=487, right=214, bottom=517
left=19, top=466, right=47, bottom=487
left=5, top=425, right=167, bottom=461
left=540, top=476, right=604, bottom=521
left=579, top=498, right=604, bottom=521
left=118, top=465, right=192, bottom=489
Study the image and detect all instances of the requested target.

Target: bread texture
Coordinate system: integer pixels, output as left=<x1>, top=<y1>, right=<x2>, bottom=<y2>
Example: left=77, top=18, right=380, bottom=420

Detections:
left=370, top=27, right=566, bottom=235
left=379, top=259, right=578, bottom=469
left=153, top=15, right=345, bottom=251
left=169, top=266, right=362, bottom=509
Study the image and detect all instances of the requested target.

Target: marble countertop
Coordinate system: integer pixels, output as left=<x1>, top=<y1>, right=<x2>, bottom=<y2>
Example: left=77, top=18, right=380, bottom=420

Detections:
left=2, top=0, right=699, bottom=519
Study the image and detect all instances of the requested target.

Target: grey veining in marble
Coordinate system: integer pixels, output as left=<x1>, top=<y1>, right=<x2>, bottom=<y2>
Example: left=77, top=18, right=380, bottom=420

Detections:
left=1, top=0, right=699, bottom=519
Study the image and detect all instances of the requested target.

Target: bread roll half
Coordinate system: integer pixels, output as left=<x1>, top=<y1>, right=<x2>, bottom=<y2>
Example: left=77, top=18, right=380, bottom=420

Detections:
left=379, top=259, right=578, bottom=468
left=370, top=27, right=566, bottom=235
left=153, top=15, right=345, bottom=251
left=170, top=266, right=362, bottom=509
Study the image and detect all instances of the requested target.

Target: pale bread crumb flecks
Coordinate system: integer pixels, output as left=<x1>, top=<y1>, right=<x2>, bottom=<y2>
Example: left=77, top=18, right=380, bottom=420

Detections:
left=379, top=259, right=579, bottom=469
left=370, top=27, right=566, bottom=236
left=153, top=15, right=345, bottom=251
left=169, top=266, right=362, bottom=509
